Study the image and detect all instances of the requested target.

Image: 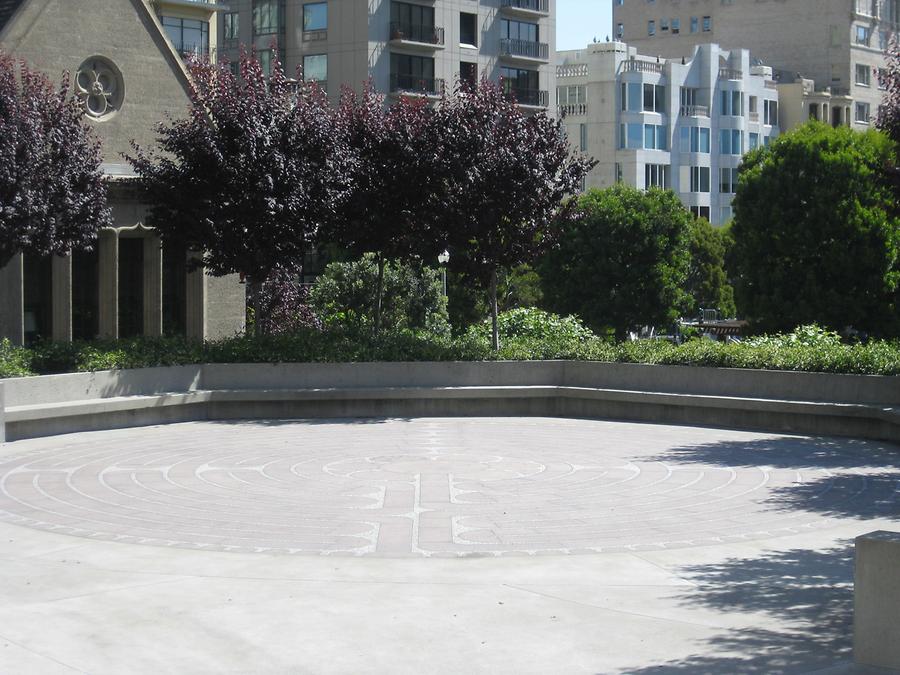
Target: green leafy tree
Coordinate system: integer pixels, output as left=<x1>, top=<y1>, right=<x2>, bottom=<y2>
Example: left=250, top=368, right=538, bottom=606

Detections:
left=681, top=218, right=737, bottom=319
left=731, top=122, right=900, bottom=335
left=541, top=186, right=692, bottom=339
left=309, top=255, right=449, bottom=336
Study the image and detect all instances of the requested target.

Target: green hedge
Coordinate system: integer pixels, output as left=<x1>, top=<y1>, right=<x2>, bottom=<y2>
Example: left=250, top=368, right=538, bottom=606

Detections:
left=2, top=331, right=899, bottom=378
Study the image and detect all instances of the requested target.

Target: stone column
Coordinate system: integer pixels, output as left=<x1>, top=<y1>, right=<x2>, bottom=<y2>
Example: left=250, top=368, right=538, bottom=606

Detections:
left=185, top=259, right=207, bottom=341
left=0, top=254, right=24, bottom=345
left=98, top=229, right=119, bottom=339
left=143, top=235, right=163, bottom=337
left=51, top=254, right=72, bottom=342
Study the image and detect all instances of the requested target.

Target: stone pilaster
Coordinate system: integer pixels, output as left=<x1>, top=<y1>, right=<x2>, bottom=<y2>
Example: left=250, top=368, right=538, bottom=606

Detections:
left=98, top=229, right=119, bottom=339
left=51, top=254, right=73, bottom=342
left=143, top=235, right=163, bottom=337
left=0, top=254, right=24, bottom=345
left=185, top=257, right=207, bottom=341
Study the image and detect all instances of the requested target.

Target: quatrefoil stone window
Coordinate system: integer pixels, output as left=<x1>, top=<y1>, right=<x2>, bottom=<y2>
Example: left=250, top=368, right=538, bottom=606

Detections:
left=75, top=57, right=124, bottom=120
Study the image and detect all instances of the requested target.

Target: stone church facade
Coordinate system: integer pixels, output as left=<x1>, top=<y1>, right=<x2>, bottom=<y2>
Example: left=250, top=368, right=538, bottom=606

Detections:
left=0, top=0, right=245, bottom=345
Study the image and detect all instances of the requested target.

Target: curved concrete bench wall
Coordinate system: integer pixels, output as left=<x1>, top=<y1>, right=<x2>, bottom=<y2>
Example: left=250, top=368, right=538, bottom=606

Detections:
left=1, top=361, right=898, bottom=443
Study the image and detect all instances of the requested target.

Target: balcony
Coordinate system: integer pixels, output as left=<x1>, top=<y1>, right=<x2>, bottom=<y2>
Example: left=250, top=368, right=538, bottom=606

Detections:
left=719, top=68, right=743, bottom=80
left=499, top=38, right=549, bottom=61
left=303, top=30, right=327, bottom=42
left=499, top=0, right=550, bottom=16
left=557, top=63, right=588, bottom=78
left=506, top=88, right=548, bottom=107
left=679, top=104, right=709, bottom=117
left=558, top=103, right=588, bottom=117
left=622, top=59, right=665, bottom=75
left=749, top=111, right=760, bottom=122
left=390, top=74, right=445, bottom=97
left=389, top=22, right=445, bottom=48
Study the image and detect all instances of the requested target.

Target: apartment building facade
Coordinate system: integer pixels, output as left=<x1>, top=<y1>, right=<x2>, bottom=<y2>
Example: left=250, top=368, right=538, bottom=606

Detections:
left=216, top=0, right=556, bottom=109
left=558, top=41, right=780, bottom=226
left=613, top=0, right=896, bottom=130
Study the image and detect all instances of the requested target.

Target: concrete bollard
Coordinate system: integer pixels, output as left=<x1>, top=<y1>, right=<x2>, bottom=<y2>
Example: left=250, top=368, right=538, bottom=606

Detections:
left=854, top=530, right=900, bottom=670
left=0, top=380, right=5, bottom=443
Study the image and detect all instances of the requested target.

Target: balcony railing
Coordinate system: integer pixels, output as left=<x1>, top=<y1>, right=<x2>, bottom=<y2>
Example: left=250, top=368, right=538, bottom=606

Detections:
left=622, top=59, right=665, bottom=74
left=749, top=111, right=760, bottom=122
left=390, top=74, right=445, bottom=96
left=500, top=0, right=550, bottom=12
left=558, top=103, right=588, bottom=117
left=719, top=67, right=743, bottom=80
left=177, top=43, right=211, bottom=60
left=557, top=63, right=588, bottom=78
left=303, top=29, right=327, bottom=42
left=679, top=104, right=709, bottom=117
left=764, top=80, right=777, bottom=89
left=499, top=38, right=549, bottom=60
left=506, top=87, right=548, bottom=107
left=389, top=22, right=445, bottom=45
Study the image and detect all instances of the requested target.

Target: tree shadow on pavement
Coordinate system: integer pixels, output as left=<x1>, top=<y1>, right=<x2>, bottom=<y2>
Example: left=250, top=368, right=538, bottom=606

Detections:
left=646, top=434, right=900, bottom=521
left=628, top=543, right=857, bottom=674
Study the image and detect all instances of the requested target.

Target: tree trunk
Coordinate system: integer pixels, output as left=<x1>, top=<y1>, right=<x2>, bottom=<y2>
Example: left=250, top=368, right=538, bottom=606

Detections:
left=490, top=267, right=500, bottom=351
left=374, top=253, right=385, bottom=336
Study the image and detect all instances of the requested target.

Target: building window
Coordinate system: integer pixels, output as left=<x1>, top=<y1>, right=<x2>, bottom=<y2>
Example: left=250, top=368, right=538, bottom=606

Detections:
left=303, top=2, right=327, bottom=31
left=749, top=132, right=759, bottom=150
left=645, top=163, right=670, bottom=189
left=690, top=16, right=698, bottom=33
left=856, top=101, right=871, bottom=123
left=856, top=63, right=871, bottom=86
left=615, top=163, right=623, bottom=183
left=616, top=23, right=624, bottom=39
left=643, top=83, right=666, bottom=113
left=660, top=19, right=669, bottom=31
left=690, top=205, right=711, bottom=221
left=856, top=25, right=870, bottom=45
left=720, top=90, right=742, bottom=116
left=748, top=95, right=758, bottom=114
left=644, top=124, right=667, bottom=150
left=162, top=16, right=210, bottom=58
left=580, top=123, right=588, bottom=151
left=648, top=20, right=656, bottom=35
left=392, top=53, right=437, bottom=92
left=878, top=68, right=889, bottom=89
left=720, top=167, right=739, bottom=194
left=501, top=18, right=538, bottom=42
left=720, top=206, right=733, bottom=223
left=690, top=166, right=710, bottom=193
left=461, top=61, right=478, bottom=88
left=460, top=12, right=477, bottom=47
left=224, top=12, right=239, bottom=40
left=621, top=81, right=643, bottom=112
left=303, top=54, right=327, bottom=82
left=720, top=129, right=742, bottom=155
left=671, top=18, right=680, bottom=34
left=702, top=15, right=711, bottom=31
left=253, top=0, right=284, bottom=35
left=619, top=122, right=644, bottom=149
left=764, top=99, right=778, bottom=126
left=679, top=126, right=710, bottom=153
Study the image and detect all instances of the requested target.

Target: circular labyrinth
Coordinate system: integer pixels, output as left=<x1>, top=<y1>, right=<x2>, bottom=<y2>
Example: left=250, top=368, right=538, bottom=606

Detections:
left=0, top=418, right=897, bottom=557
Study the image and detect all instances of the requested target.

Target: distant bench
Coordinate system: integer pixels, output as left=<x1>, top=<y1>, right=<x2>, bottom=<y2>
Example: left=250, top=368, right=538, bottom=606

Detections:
left=1, top=361, right=898, bottom=443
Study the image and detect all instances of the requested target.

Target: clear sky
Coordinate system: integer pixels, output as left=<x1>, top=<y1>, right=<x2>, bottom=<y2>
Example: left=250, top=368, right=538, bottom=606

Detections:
left=557, top=0, right=613, bottom=51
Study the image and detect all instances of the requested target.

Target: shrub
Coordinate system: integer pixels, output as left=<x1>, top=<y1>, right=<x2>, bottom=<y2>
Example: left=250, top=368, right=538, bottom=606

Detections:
left=466, top=308, right=595, bottom=343
left=0, top=338, right=33, bottom=378
left=309, top=255, right=449, bottom=336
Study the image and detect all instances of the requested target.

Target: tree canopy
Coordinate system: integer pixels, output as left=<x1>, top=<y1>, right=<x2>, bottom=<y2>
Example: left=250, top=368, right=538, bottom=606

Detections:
left=128, top=50, right=354, bottom=331
left=731, top=122, right=900, bottom=336
left=431, top=79, right=594, bottom=349
left=541, top=185, right=692, bottom=339
left=682, top=218, right=736, bottom=319
left=0, top=52, right=111, bottom=267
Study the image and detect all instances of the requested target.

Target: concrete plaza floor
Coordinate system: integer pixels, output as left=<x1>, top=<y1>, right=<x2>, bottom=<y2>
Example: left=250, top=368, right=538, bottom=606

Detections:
left=0, top=417, right=897, bottom=674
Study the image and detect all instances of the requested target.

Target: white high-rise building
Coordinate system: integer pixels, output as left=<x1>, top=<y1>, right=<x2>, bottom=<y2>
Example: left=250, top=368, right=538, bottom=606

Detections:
left=558, top=42, right=780, bottom=226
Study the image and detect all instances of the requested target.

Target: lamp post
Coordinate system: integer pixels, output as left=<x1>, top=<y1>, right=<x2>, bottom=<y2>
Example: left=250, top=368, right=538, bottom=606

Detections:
left=437, top=250, right=450, bottom=298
